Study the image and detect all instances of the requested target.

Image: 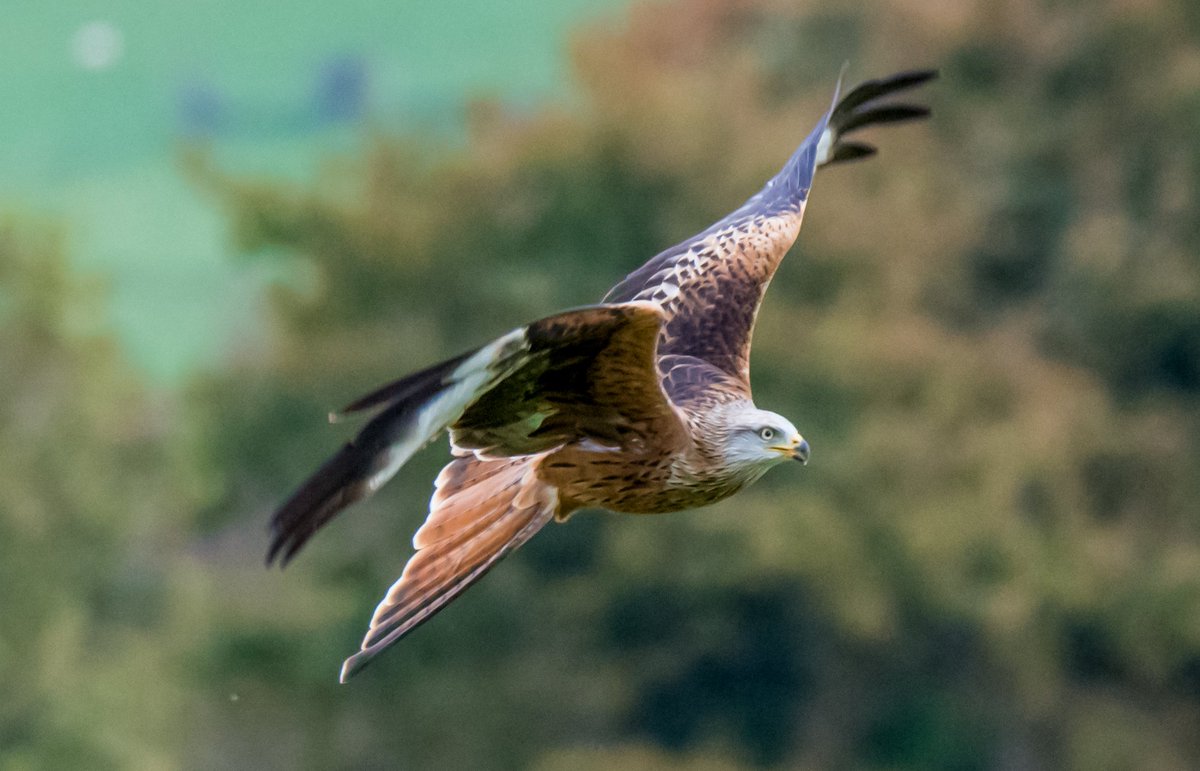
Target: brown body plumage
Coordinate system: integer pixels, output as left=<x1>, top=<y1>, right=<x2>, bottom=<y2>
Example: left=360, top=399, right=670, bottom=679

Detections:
left=268, top=69, right=937, bottom=681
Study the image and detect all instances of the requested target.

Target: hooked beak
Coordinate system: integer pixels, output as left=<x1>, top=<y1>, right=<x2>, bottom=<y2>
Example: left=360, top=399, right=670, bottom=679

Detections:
left=771, top=435, right=810, bottom=465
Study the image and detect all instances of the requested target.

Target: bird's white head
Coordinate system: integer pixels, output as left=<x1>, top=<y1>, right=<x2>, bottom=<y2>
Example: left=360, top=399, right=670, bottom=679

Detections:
left=715, top=404, right=810, bottom=479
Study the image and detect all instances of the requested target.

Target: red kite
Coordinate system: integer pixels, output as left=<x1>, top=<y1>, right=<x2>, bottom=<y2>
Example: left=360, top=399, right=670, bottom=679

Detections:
left=269, top=69, right=936, bottom=681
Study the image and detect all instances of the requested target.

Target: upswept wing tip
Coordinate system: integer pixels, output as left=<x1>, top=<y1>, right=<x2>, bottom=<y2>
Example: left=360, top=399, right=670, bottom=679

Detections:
left=819, top=68, right=937, bottom=167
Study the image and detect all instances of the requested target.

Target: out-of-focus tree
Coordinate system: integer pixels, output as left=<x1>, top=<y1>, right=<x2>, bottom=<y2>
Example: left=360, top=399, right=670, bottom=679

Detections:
left=0, top=219, right=204, bottom=768
left=174, top=0, right=1200, bottom=768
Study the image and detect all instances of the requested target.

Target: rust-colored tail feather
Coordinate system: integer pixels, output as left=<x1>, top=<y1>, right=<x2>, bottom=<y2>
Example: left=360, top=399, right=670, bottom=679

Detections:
left=338, top=456, right=557, bottom=682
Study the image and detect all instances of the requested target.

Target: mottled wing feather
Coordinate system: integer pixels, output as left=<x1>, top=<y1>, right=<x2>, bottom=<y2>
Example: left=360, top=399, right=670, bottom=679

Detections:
left=631, top=210, right=806, bottom=391
left=603, top=69, right=936, bottom=394
left=656, top=353, right=749, bottom=411
left=338, top=456, right=556, bottom=682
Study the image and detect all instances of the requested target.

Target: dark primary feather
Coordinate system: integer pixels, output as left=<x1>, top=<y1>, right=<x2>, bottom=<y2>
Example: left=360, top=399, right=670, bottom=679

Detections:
left=822, top=69, right=937, bottom=165
left=829, top=69, right=937, bottom=121
left=830, top=142, right=876, bottom=164
left=837, top=103, right=930, bottom=135
left=268, top=387, right=442, bottom=566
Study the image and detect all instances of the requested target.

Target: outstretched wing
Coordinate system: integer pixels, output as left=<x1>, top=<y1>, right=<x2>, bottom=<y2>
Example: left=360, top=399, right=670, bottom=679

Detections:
left=604, top=69, right=936, bottom=392
left=339, top=454, right=557, bottom=682
left=267, top=302, right=685, bottom=566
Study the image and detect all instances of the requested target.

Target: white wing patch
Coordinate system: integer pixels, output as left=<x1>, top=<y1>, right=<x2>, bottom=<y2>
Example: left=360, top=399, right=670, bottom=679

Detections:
left=364, top=328, right=530, bottom=494
left=815, top=127, right=835, bottom=166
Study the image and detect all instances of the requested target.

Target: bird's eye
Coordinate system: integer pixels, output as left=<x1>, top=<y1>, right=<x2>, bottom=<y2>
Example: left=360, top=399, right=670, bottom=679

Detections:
left=759, top=427, right=775, bottom=442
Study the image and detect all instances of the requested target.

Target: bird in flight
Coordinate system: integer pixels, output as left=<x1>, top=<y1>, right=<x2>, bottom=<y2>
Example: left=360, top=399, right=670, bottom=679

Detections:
left=269, top=69, right=936, bottom=682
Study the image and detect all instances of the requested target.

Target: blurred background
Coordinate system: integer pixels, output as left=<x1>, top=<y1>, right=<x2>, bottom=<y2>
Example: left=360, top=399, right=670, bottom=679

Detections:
left=3, top=0, right=1200, bottom=768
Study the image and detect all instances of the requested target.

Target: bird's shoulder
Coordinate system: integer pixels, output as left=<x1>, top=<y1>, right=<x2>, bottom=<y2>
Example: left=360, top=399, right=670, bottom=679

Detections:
left=658, top=353, right=750, bottom=412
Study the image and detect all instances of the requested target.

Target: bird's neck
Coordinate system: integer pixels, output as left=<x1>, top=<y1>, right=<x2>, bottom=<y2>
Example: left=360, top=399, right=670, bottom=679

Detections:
left=673, top=402, right=774, bottom=492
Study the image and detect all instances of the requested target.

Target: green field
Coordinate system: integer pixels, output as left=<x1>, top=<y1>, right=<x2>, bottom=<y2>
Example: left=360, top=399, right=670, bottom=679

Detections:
left=1, top=0, right=628, bottom=382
